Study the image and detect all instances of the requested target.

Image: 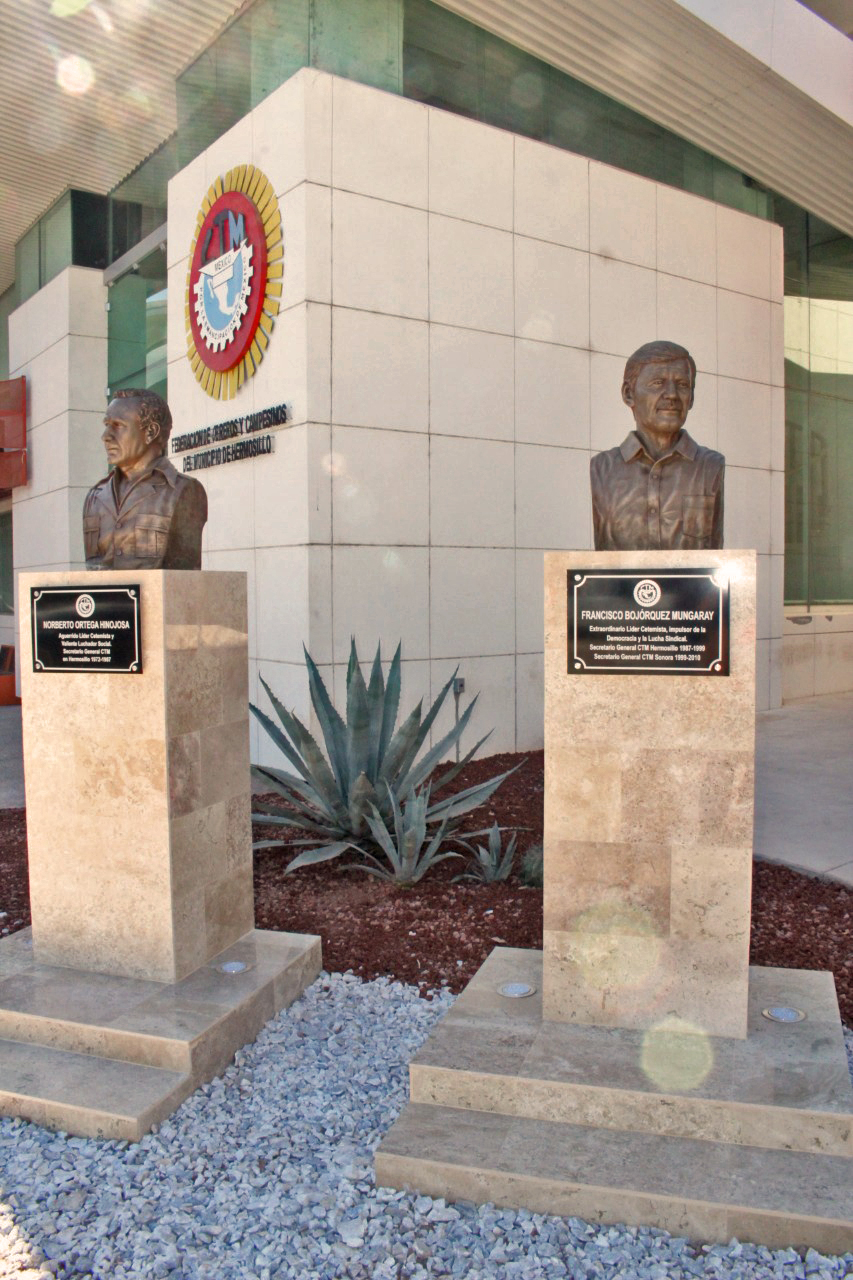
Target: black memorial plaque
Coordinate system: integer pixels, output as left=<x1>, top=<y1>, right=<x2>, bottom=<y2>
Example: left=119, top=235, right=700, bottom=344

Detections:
left=568, top=568, right=729, bottom=676
left=32, top=585, right=142, bottom=674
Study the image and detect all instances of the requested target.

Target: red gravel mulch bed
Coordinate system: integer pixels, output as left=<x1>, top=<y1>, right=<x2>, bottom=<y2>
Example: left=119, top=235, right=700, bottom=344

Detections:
left=1, top=750, right=851, bottom=1023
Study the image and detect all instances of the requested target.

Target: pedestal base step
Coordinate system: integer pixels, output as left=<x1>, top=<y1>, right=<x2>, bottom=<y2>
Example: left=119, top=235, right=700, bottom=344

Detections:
left=376, top=948, right=853, bottom=1253
left=376, top=1102, right=853, bottom=1255
left=0, top=927, right=321, bottom=1140
left=0, top=1037, right=190, bottom=1141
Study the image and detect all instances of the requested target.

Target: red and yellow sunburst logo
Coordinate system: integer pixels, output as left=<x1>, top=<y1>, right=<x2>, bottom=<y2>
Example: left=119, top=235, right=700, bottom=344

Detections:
left=185, top=164, right=283, bottom=400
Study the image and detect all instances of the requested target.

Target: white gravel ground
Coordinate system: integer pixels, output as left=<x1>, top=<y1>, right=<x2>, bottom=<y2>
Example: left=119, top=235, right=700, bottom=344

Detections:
left=0, top=973, right=851, bottom=1280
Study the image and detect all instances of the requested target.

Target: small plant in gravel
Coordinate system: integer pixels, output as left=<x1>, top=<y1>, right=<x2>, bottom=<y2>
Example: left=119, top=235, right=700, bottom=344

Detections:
left=251, top=640, right=515, bottom=876
left=520, top=842, right=544, bottom=888
left=453, top=822, right=517, bottom=884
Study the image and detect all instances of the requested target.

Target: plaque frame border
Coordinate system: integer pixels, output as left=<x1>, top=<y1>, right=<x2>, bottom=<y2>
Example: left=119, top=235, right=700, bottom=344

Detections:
left=31, top=584, right=143, bottom=675
left=567, top=567, right=730, bottom=676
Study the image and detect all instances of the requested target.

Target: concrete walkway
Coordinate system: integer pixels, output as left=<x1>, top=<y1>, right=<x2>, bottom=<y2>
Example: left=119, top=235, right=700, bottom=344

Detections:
left=1, top=695, right=851, bottom=885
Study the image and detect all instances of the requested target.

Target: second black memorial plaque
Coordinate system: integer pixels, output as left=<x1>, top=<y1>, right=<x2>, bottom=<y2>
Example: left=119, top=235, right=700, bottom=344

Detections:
left=568, top=568, right=729, bottom=676
left=31, top=585, right=142, bottom=673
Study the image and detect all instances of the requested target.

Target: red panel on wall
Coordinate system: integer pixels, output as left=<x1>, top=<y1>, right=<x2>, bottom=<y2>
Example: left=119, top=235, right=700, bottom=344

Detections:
left=0, top=376, right=27, bottom=487
left=0, top=450, right=26, bottom=489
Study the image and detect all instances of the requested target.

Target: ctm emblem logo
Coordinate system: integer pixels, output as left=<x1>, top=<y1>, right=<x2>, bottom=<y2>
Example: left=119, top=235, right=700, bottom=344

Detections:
left=185, top=165, right=283, bottom=400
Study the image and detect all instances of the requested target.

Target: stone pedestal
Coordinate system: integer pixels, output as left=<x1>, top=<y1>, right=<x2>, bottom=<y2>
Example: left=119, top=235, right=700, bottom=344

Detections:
left=0, top=570, right=320, bottom=1140
left=543, top=551, right=756, bottom=1039
left=19, top=569, right=255, bottom=984
left=376, top=551, right=853, bottom=1251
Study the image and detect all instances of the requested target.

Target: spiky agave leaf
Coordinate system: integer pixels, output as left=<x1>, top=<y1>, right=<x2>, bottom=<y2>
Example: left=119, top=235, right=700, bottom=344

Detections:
left=285, top=840, right=359, bottom=873
left=401, top=695, right=485, bottom=794
left=365, top=644, right=386, bottom=780
left=254, top=677, right=347, bottom=824
left=347, top=770, right=380, bottom=835
left=381, top=667, right=459, bottom=792
left=303, top=646, right=349, bottom=795
left=425, top=765, right=519, bottom=825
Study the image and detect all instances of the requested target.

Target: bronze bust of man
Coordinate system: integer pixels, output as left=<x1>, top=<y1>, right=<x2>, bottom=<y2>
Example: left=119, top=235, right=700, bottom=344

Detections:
left=590, top=340, right=724, bottom=551
left=84, top=388, right=207, bottom=569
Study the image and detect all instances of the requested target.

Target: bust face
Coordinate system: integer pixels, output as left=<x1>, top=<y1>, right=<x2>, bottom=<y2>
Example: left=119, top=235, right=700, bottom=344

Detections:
left=102, top=398, right=159, bottom=475
left=623, top=357, right=694, bottom=438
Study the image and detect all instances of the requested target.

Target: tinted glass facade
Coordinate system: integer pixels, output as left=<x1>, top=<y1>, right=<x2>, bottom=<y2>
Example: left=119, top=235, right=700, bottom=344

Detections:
left=0, top=510, right=12, bottom=615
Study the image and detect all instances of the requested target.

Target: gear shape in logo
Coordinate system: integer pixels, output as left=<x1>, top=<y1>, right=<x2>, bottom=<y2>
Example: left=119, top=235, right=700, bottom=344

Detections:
left=193, top=242, right=254, bottom=353
left=633, top=579, right=662, bottom=608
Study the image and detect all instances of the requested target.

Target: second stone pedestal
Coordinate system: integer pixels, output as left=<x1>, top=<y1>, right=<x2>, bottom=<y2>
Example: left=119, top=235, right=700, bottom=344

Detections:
left=376, top=550, right=853, bottom=1250
left=543, top=551, right=756, bottom=1040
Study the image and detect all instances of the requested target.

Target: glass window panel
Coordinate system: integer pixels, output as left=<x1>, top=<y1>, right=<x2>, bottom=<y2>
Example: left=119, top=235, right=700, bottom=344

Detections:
left=250, top=0, right=310, bottom=107
left=808, top=378, right=853, bottom=603
left=177, top=21, right=252, bottom=167
left=107, top=249, right=168, bottom=400
left=403, top=0, right=481, bottom=116
left=311, top=0, right=402, bottom=93
left=0, top=509, right=12, bottom=615
left=781, top=204, right=853, bottom=604
left=784, top=381, right=809, bottom=604
left=40, top=193, right=73, bottom=286
left=0, top=287, right=16, bottom=382
left=71, top=192, right=109, bottom=270
left=481, top=39, right=545, bottom=140
left=14, top=226, right=40, bottom=305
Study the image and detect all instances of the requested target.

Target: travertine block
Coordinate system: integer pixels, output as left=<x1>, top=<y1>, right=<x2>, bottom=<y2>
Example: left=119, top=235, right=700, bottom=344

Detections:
left=543, top=551, right=756, bottom=1038
left=18, top=570, right=254, bottom=983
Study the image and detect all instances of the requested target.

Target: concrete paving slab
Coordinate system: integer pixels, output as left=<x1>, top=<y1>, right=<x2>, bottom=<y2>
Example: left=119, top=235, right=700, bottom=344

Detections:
left=755, top=692, right=853, bottom=887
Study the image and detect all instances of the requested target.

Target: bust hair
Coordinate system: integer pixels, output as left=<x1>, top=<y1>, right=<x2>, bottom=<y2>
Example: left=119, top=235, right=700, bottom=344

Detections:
left=112, top=388, right=172, bottom=450
left=622, top=341, right=697, bottom=396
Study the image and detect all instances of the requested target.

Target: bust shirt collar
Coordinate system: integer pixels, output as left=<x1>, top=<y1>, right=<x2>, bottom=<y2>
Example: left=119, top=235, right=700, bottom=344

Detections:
left=620, top=429, right=698, bottom=462
left=112, top=453, right=179, bottom=494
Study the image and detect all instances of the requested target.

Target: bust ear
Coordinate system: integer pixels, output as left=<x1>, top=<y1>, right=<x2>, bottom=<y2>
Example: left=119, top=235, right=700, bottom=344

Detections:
left=621, top=380, right=634, bottom=408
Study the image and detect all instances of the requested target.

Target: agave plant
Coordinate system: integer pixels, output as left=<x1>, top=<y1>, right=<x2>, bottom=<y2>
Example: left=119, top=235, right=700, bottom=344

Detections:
left=520, top=842, right=544, bottom=889
left=453, top=822, right=518, bottom=884
left=339, top=784, right=463, bottom=885
left=251, top=640, right=514, bottom=873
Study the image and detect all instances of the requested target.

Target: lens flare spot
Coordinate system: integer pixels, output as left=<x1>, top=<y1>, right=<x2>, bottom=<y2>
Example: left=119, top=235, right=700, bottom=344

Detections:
left=50, top=0, right=93, bottom=15
left=321, top=452, right=346, bottom=477
left=56, top=53, right=95, bottom=95
left=382, top=550, right=402, bottom=572
left=90, top=2, right=114, bottom=33
left=641, top=1017, right=714, bottom=1092
left=570, top=902, right=663, bottom=992
left=125, top=85, right=152, bottom=114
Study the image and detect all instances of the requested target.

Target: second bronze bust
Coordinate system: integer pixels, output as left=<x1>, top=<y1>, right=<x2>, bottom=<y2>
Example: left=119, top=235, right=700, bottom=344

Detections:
left=590, top=341, right=724, bottom=551
left=84, top=389, right=207, bottom=570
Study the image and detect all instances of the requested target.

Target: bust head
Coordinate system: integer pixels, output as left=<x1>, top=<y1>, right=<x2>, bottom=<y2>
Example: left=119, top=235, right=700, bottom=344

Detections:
left=102, top=389, right=172, bottom=478
left=621, top=341, right=696, bottom=448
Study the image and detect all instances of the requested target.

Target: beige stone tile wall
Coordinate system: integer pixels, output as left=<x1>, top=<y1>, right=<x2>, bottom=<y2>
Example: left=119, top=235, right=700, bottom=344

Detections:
left=542, top=551, right=756, bottom=1038
left=155, top=69, right=785, bottom=759
left=19, top=569, right=253, bottom=984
